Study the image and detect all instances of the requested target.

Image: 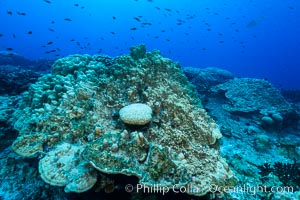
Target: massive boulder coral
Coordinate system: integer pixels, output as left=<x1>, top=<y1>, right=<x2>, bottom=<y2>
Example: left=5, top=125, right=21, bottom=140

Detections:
left=12, top=45, right=236, bottom=196
left=183, top=67, right=234, bottom=95
left=211, top=78, right=291, bottom=113
left=211, top=78, right=298, bottom=128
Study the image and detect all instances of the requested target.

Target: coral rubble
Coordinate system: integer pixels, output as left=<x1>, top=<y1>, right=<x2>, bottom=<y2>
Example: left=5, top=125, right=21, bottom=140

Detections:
left=11, top=45, right=235, bottom=196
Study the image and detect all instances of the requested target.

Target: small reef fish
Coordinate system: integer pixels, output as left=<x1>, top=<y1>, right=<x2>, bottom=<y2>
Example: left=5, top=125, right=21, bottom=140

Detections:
left=64, top=18, right=72, bottom=21
left=16, top=11, right=26, bottom=16
left=141, top=22, right=152, bottom=26
left=133, top=17, right=141, bottom=22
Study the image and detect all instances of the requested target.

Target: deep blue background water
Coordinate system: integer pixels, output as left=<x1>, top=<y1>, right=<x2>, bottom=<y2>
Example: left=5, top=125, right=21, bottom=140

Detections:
left=0, top=0, right=299, bottom=89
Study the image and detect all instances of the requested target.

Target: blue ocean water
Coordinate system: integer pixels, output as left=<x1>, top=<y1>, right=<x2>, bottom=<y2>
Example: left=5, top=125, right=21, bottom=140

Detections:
left=0, top=0, right=299, bottom=89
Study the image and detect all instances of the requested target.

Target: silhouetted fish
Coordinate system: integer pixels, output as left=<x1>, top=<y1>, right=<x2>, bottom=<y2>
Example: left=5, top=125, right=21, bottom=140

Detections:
left=48, top=28, right=55, bottom=32
left=51, top=20, right=55, bottom=24
left=64, top=18, right=72, bottom=21
left=6, top=48, right=13, bottom=51
left=142, top=22, right=152, bottom=26
left=74, top=3, right=79, bottom=7
left=20, top=12, right=26, bottom=16
left=133, top=17, right=141, bottom=22
left=110, top=32, right=115, bottom=35
left=130, top=27, right=137, bottom=30
left=12, top=34, right=16, bottom=38
left=27, top=31, right=32, bottom=34
left=112, top=16, right=116, bottom=20
left=43, top=0, right=51, bottom=3
left=47, top=41, right=53, bottom=45
left=0, top=34, right=3, bottom=37
left=7, top=11, right=13, bottom=15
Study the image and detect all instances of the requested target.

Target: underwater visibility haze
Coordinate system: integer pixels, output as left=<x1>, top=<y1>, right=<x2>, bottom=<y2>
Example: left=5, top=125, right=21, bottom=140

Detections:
left=0, top=0, right=300, bottom=200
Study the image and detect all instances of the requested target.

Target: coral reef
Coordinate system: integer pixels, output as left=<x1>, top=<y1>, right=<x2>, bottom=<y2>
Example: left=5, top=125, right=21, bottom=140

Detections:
left=183, top=67, right=234, bottom=96
left=211, top=78, right=298, bottom=130
left=184, top=67, right=300, bottom=199
left=0, top=147, right=66, bottom=200
left=258, top=159, right=300, bottom=189
left=11, top=45, right=235, bottom=196
left=129, top=44, right=146, bottom=60
left=0, top=95, right=19, bottom=151
left=0, top=51, right=33, bottom=67
left=0, top=51, right=54, bottom=72
left=0, top=65, right=42, bottom=95
left=211, top=78, right=292, bottom=114
left=39, top=143, right=97, bottom=193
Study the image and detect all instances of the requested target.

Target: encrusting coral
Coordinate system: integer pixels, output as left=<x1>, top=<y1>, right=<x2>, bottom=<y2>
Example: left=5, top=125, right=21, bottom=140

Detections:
left=12, top=44, right=236, bottom=196
left=39, top=142, right=97, bottom=193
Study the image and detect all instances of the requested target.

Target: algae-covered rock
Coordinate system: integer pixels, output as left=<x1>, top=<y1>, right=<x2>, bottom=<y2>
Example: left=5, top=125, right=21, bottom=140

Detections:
left=12, top=45, right=236, bottom=196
